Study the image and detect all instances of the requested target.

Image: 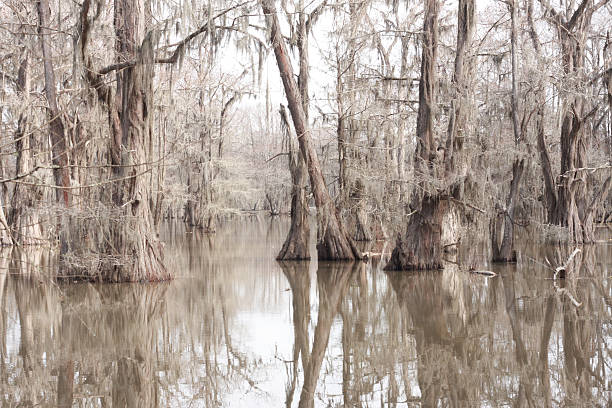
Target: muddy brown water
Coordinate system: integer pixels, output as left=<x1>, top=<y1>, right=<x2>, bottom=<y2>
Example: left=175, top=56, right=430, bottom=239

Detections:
left=0, top=217, right=610, bottom=406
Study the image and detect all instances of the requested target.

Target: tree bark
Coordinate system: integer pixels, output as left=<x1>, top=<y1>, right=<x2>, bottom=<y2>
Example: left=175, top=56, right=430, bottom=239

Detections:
left=493, top=0, right=524, bottom=262
left=386, top=0, right=440, bottom=271
left=351, top=179, right=371, bottom=241
left=444, top=0, right=475, bottom=180
left=528, top=0, right=558, bottom=221
left=386, top=195, right=447, bottom=270
left=74, top=0, right=168, bottom=281
left=413, top=0, right=439, bottom=184
left=36, top=0, right=71, bottom=206
left=261, top=0, right=360, bottom=260
left=184, top=127, right=215, bottom=233
left=386, top=0, right=474, bottom=270
left=277, top=107, right=310, bottom=260
left=6, top=46, right=34, bottom=246
left=493, top=159, right=525, bottom=262
left=277, top=2, right=313, bottom=260
left=536, top=0, right=606, bottom=243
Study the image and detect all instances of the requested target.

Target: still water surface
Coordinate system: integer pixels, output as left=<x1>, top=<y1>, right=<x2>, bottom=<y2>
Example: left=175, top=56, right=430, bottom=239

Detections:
left=0, top=217, right=610, bottom=407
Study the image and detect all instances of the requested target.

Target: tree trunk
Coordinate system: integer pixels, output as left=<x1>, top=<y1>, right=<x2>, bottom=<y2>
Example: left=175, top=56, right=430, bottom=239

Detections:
left=277, top=3, right=312, bottom=260
left=0, top=188, right=12, bottom=246
left=108, top=0, right=167, bottom=281
left=444, top=0, right=475, bottom=182
left=36, top=0, right=71, bottom=206
left=261, top=0, right=360, bottom=260
left=412, top=0, right=438, bottom=186
left=387, top=0, right=440, bottom=270
left=535, top=1, right=608, bottom=243
left=336, top=2, right=372, bottom=242
left=492, top=159, right=524, bottom=262
left=278, top=108, right=310, bottom=260
left=56, top=360, right=74, bottom=406
left=386, top=196, right=447, bottom=270
left=350, top=179, right=372, bottom=241
left=386, top=0, right=474, bottom=270
left=9, top=45, right=45, bottom=246
left=184, top=128, right=216, bottom=233
left=74, top=0, right=167, bottom=281
left=493, top=0, right=523, bottom=262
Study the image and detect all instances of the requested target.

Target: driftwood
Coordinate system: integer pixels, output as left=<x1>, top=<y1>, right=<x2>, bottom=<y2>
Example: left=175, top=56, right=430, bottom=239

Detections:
left=553, top=247, right=581, bottom=280
left=555, top=286, right=582, bottom=307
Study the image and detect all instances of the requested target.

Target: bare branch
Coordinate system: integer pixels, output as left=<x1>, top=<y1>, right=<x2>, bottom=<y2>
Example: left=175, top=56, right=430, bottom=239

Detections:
left=306, top=0, right=328, bottom=33
left=567, top=0, right=591, bottom=30
left=537, top=0, right=564, bottom=25
left=96, top=1, right=252, bottom=72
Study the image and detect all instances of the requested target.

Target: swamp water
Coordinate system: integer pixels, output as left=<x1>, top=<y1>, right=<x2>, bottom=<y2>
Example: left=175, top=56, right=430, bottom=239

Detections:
left=0, top=217, right=610, bottom=407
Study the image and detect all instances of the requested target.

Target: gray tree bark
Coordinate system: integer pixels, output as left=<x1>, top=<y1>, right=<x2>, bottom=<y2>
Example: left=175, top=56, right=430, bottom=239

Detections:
left=387, top=0, right=475, bottom=270
left=75, top=0, right=168, bottom=281
left=36, top=0, right=71, bottom=206
left=261, top=0, right=360, bottom=260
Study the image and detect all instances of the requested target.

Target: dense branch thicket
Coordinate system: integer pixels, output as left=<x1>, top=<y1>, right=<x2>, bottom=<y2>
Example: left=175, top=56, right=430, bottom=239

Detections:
left=0, top=0, right=609, bottom=279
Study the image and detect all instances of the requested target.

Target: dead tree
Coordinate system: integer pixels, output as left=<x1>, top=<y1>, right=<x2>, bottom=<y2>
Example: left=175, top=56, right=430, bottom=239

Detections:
left=386, top=0, right=475, bottom=270
left=261, top=0, right=361, bottom=260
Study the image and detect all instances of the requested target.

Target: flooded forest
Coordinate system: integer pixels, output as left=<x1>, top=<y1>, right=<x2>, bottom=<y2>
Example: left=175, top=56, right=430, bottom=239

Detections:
left=0, top=0, right=611, bottom=406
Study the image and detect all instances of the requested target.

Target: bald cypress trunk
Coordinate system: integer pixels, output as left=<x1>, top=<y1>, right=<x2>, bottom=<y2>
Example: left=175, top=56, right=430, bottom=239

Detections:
left=261, top=0, right=360, bottom=260
left=386, top=0, right=440, bottom=270
left=7, top=43, right=43, bottom=246
left=277, top=140, right=310, bottom=260
left=535, top=1, right=611, bottom=243
left=73, top=0, right=167, bottom=281
left=37, top=0, right=71, bottom=207
left=103, top=0, right=167, bottom=281
left=493, top=0, right=523, bottom=262
left=493, top=159, right=525, bottom=262
left=277, top=4, right=311, bottom=260
left=386, top=0, right=474, bottom=270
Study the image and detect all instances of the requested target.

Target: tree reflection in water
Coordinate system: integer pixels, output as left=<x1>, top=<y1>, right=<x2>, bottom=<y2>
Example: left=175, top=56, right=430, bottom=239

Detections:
left=0, top=219, right=610, bottom=406
left=279, top=260, right=312, bottom=407
left=383, top=242, right=611, bottom=407
left=6, top=249, right=169, bottom=407
left=279, top=261, right=359, bottom=407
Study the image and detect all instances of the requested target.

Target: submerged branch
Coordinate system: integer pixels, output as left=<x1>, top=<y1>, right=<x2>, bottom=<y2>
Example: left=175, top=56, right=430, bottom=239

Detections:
left=554, top=247, right=581, bottom=279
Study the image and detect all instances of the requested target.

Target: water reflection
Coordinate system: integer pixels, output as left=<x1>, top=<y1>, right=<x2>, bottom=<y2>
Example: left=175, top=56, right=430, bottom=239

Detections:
left=0, top=219, right=609, bottom=406
left=280, top=261, right=357, bottom=408
left=279, top=261, right=311, bottom=407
